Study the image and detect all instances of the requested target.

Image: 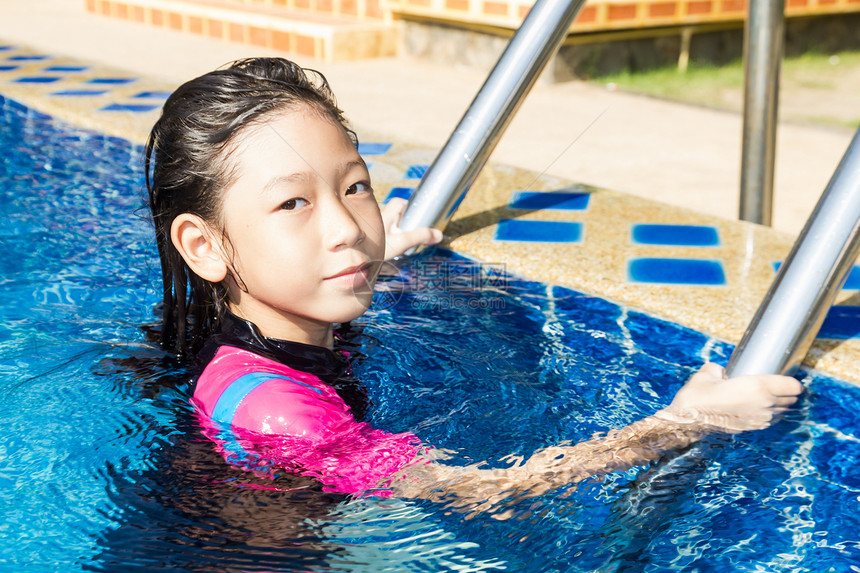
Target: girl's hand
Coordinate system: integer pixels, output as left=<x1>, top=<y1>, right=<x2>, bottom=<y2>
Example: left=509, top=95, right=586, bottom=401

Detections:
left=655, top=363, right=803, bottom=433
left=382, top=198, right=443, bottom=260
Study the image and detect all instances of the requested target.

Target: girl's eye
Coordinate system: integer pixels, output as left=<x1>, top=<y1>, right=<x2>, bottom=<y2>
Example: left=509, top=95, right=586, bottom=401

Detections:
left=345, top=181, right=373, bottom=196
left=280, top=197, right=309, bottom=211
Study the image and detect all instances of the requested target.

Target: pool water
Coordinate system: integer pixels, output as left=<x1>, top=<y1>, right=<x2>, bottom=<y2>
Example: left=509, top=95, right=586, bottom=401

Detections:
left=2, top=94, right=860, bottom=572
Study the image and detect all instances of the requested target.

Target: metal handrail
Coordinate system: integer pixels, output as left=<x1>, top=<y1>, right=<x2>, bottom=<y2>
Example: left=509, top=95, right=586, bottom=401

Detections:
left=726, top=126, right=860, bottom=377
left=399, top=0, right=588, bottom=238
left=738, top=0, right=786, bottom=226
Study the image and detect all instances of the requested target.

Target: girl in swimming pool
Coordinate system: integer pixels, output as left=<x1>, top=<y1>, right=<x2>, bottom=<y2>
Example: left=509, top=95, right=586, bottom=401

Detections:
left=146, top=57, right=802, bottom=506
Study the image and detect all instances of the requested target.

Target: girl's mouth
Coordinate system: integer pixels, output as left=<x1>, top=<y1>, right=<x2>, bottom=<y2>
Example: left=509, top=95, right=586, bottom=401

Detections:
left=325, top=261, right=373, bottom=288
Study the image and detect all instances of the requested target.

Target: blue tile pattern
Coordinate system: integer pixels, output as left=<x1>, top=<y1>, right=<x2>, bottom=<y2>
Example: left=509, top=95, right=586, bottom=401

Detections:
left=820, top=306, right=860, bottom=339
left=7, top=55, right=50, bottom=61
left=44, top=66, right=89, bottom=73
left=773, top=262, right=860, bottom=290
left=86, top=78, right=136, bottom=85
left=384, top=187, right=415, bottom=204
left=629, top=258, right=726, bottom=285
left=52, top=89, right=109, bottom=97
left=14, top=77, right=61, bottom=84
left=0, top=65, right=19, bottom=72
left=132, top=91, right=171, bottom=100
left=631, top=224, right=720, bottom=246
left=839, top=268, right=860, bottom=290
left=494, top=220, right=582, bottom=243
left=358, top=142, right=392, bottom=156
left=509, top=190, right=590, bottom=211
left=100, top=103, right=161, bottom=113
left=405, top=164, right=428, bottom=179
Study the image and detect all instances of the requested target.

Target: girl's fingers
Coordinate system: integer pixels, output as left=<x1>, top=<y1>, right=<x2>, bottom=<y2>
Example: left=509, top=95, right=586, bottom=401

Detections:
left=697, top=362, right=725, bottom=379
left=764, top=376, right=804, bottom=397
left=381, top=197, right=408, bottom=228
left=705, top=367, right=803, bottom=398
left=384, top=227, right=443, bottom=260
left=772, top=395, right=800, bottom=407
left=400, top=226, right=442, bottom=245
left=381, top=198, right=443, bottom=259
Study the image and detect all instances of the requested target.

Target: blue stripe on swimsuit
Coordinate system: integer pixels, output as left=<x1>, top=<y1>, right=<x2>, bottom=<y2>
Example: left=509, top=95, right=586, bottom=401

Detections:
left=211, top=371, right=323, bottom=426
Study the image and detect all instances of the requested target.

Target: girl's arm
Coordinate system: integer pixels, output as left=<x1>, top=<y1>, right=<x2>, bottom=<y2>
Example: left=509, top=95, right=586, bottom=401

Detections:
left=388, top=363, right=803, bottom=510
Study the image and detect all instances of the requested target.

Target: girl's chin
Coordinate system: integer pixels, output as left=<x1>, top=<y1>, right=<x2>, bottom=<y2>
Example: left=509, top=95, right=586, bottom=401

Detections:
left=324, top=295, right=375, bottom=325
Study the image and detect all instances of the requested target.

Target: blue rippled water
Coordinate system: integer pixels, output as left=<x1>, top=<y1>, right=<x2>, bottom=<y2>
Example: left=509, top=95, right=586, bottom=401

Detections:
left=2, top=94, right=860, bottom=572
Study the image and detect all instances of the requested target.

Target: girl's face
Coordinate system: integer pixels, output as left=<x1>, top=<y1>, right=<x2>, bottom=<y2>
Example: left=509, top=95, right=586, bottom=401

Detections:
left=217, top=106, right=385, bottom=347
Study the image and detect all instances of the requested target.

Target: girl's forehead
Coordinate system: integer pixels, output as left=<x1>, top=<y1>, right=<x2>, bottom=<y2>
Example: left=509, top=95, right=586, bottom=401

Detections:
left=219, top=107, right=364, bottom=192
left=231, top=106, right=355, bottom=156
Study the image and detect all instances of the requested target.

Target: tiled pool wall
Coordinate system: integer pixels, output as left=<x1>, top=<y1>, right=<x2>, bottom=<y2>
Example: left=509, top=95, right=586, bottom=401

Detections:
left=3, top=40, right=860, bottom=384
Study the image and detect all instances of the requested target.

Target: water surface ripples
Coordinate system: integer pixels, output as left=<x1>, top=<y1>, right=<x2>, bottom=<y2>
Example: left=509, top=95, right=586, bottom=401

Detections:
left=2, top=95, right=860, bottom=572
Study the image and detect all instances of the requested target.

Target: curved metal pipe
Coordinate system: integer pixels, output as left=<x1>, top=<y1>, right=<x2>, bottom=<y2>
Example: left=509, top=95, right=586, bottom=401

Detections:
left=726, top=127, right=860, bottom=377
left=399, top=0, right=588, bottom=236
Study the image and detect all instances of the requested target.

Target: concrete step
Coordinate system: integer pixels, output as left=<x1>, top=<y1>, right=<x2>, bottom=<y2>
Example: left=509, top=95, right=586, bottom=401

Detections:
left=85, top=0, right=398, bottom=61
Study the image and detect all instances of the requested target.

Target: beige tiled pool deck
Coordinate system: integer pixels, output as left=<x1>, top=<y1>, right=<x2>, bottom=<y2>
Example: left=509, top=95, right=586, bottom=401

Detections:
left=2, top=1, right=860, bottom=385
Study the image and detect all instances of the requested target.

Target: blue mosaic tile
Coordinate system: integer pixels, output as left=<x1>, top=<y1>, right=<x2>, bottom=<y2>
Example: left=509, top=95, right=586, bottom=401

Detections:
left=509, top=190, right=591, bottom=211
left=632, top=224, right=720, bottom=247
left=7, top=55, right=50, bottom=61
left=837, top=268, right=860, bottom=290
left=0, top=46, right=15, bottom=51
left=132, top=91, right=171, bottom=100
left=494, top=220, right=583, bottom=243
left=628, top=258, right=726, bottom=285
left=405, top=164, right=428, bottom=179
left=13, top=76, right=61, bottom=84
left=43, top=66, right=89, bottom=73
left=358, top=142, right=392, bottom=156
left=383, top=187, right=415, bottom=204
left=819, top=306, right=860, bottom=339
left=52, top=89, right=109, bottom=97
left=100, top=103, right=161, bottom=113
left=773, top=262, right=860, bottom=290
left=0, top=65, right=19, bottom=72
left=86, top=78, right=136, bottom=85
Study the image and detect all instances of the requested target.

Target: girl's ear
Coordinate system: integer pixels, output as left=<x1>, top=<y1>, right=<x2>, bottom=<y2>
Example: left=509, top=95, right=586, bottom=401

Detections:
left=170, top=213, right=229, bottom=283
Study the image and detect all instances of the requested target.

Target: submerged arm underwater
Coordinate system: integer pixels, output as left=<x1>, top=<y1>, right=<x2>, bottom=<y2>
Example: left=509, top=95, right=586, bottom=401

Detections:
left=387, top=363, right=802, bottom=512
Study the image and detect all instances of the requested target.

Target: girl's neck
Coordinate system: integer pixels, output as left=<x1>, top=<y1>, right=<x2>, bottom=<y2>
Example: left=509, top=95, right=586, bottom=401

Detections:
left=228, top=304, right=335, bottom=349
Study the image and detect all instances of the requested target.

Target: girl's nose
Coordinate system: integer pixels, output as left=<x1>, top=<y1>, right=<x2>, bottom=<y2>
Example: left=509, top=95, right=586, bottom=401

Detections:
left=325, top=198, right=366, bottom=251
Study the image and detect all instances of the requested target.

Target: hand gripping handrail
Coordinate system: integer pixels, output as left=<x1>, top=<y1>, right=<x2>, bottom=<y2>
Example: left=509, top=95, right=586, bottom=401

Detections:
left=399, top=0, right=588, bottom=238
left=726, top=126, right=860, bottom=377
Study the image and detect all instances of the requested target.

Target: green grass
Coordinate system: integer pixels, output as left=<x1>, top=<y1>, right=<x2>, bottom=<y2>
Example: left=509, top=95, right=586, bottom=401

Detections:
left=798, top=116, right=860, bottom=130
left=781, top=51, right=860, bottom=89
left=592, top=50, right=860, bottom=125
left=782, top=50, right=860, bottom=75
left=597, top=60, right=746, bottom=109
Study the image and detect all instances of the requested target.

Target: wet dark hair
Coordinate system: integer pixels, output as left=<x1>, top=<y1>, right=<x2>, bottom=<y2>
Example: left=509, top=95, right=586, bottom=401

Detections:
left=145, top=57, right=356, bottom=358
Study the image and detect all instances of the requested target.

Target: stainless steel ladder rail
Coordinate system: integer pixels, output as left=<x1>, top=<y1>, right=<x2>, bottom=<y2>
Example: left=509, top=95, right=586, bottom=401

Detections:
left=739, top=0, right=785, bottom=226
left=726, top=126, right=860, bottom=377
left=399, top=0, right=588, bottom=236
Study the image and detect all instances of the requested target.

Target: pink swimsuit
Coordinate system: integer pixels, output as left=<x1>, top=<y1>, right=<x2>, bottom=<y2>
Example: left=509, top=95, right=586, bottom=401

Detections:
left=192, top=316, right=421, bottom=496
